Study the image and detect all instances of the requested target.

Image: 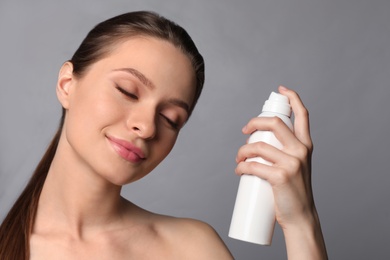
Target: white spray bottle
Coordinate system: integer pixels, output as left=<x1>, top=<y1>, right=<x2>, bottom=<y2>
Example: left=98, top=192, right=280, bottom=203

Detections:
left=229, top=91, right=293, bottom=245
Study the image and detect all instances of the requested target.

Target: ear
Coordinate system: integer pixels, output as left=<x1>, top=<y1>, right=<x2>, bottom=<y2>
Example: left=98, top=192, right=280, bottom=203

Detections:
left=56, top=61, right=75, bottom=109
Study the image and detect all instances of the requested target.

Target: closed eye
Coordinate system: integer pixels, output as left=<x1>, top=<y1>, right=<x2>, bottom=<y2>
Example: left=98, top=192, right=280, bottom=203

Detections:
left=116, top=86, right=138, bottom=100
left=160, top=114, right=179, bottom=130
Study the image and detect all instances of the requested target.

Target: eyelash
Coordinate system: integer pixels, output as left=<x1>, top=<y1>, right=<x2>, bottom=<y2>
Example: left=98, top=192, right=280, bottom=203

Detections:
left=116, top=85, right=179, bottom=130
left=116, top=86, right=138, bottom=100
left=161, top=114, right=179, bottom=130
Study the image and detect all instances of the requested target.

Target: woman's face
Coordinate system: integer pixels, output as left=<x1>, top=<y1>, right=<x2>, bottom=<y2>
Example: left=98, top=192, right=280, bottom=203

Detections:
left=59, top=36, right=196, bottom=185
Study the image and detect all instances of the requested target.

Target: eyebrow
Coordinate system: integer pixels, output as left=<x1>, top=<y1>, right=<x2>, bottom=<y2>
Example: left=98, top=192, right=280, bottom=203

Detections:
left=113, top=67, right=155, bottom=89
left=113, top=67, right=190, bottom=114
left=166, top=98, right=190, bottom=115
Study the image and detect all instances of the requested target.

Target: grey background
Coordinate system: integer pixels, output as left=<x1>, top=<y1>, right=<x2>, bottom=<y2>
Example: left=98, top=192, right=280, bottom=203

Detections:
left=0, top=0, right=389, bottom=259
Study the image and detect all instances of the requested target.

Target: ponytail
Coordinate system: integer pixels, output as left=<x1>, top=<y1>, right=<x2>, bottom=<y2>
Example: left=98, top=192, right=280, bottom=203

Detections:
left=0, top=112, right=64, bottom=259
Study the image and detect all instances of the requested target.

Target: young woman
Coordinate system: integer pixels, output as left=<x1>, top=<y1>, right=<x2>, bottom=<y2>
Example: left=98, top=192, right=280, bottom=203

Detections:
left=0, top=11, right=327, bottom=259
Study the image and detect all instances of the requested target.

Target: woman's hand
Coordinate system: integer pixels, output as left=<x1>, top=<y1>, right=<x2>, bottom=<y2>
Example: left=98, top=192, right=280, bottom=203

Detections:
left=235, top=86, right=327, bottom=259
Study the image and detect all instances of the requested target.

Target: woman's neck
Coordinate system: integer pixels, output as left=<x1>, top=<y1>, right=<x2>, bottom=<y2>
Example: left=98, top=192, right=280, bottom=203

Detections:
left=33, top=137, right=127, bottom=240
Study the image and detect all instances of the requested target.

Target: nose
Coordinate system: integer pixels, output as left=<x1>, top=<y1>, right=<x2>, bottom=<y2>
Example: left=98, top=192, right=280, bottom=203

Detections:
left=127, top=105, right=157, bottom=140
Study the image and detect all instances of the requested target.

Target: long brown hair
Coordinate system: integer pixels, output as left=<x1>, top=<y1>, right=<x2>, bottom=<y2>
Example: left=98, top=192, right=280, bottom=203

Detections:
left=0, top=11, right=204, bottom=259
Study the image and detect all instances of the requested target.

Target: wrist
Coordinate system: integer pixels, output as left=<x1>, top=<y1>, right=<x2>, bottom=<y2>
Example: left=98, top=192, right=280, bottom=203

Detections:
left=282, top=208, right=328, bottom=260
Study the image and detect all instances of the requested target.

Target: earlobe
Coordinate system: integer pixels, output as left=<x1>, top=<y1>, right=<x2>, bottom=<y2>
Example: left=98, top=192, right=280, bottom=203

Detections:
left=56, top=61, right=75, bottom=109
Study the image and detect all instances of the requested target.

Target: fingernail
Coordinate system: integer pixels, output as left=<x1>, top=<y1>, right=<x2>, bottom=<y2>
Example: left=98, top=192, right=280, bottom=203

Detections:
left=242, top=125, right=247, bottom=132
left=279, top=85, right=288, bottom=91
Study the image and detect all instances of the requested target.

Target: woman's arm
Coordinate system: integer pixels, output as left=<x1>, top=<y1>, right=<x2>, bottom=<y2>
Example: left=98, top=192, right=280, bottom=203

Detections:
left=235, top=86, right=328, bottom=259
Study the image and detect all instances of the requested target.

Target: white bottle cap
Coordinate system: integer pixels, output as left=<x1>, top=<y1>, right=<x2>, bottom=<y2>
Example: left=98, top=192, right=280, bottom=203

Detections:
left=262, top=92, right=292, bottom=117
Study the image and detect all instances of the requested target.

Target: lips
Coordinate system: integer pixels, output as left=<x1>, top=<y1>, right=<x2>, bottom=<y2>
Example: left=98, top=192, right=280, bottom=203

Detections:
left=106, top=135, right=146, bottom=163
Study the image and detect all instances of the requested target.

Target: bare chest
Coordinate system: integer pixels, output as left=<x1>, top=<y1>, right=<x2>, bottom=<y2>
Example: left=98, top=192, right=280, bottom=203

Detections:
left=29, top=232, right=175, bottom=260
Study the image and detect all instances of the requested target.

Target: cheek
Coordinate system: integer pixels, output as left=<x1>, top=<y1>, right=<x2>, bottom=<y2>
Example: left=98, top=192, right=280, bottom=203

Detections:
left=66, top=90, right=124, bottom=142
left=154, top=130, right=178, bottom=159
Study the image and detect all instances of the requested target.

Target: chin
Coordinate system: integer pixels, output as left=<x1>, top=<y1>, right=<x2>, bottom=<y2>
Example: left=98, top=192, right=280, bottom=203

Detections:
left=104, top=171, right=148, bottom=187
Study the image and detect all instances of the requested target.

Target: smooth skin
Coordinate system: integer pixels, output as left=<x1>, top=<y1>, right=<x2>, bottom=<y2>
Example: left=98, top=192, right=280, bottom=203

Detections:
left=30, top=35, right=326, bottom=259
left=31, top=36, right=232, bottom=259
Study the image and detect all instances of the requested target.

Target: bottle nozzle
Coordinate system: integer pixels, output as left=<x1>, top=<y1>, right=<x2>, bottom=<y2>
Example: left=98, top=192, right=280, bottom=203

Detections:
left=262, top=92, right=292, bottom=116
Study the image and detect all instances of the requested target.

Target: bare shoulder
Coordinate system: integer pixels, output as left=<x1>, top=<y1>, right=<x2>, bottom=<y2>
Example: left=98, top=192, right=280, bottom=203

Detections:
left=120, top=200, right=233, bottom=259
left=155, top=215, right=234, bottom=259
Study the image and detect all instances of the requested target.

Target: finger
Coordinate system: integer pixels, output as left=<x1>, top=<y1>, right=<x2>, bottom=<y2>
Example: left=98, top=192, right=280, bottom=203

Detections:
left=235, top=160, right=295, bottom=188
left=235, top=160, right=276, bottom=181
left=236, top=140, right=292, bottom=166
left=278, top=86, right=312, bottom=150
left=242, top=116, right=301, bottom=151
left=236, top=139, right=306, bottom=182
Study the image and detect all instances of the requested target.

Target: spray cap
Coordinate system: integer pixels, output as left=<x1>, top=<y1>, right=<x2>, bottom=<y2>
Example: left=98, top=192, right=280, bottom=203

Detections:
left=262, top=92, right=292, bottom=117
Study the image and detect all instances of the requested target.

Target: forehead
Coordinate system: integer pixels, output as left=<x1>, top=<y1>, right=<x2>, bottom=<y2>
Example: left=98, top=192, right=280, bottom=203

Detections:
left=92, top=36, right=196, bottom=101
left=104, top=36, right=194, bottom=76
